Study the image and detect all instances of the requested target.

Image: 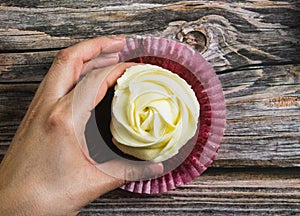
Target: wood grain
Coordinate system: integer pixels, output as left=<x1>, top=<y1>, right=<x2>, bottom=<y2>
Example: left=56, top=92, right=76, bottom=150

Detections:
left=0, top=1, right=299, bottom=64
left=0, top=1, right=300, bottom=215
left=1, top=1, right=300, bottom=167
left=79, top=168, right=300, bottom=215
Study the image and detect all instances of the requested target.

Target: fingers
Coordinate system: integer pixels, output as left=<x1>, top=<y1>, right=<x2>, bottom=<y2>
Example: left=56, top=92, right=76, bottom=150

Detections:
left=71, top=62, right=136, bottom=127
left=81, top=53, right=120, bottom=76
left=44, top=36, right=126, bottom=99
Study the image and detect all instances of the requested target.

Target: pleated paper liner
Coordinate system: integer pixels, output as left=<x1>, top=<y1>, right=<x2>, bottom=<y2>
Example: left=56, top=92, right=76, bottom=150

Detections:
left=96, top=36, right=226, bottom=194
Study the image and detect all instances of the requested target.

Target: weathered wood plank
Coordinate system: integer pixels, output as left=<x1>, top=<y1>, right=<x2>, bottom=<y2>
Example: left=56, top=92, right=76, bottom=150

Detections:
left=1, top=63, right=299, bottom=167
left=0, top=0, right=180, bottom=8
left=0, top=1, right=299, bottom=85
left=0, top=51, right=55, bottom=82
left=0, top=1, right=299, bottom=65
left=0, top=29, right=79, bottom=51
left=79, top=168, right=300, bottom=215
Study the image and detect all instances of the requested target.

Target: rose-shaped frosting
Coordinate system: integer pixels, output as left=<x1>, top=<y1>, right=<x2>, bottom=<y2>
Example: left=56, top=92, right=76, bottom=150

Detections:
left=110, top=64, right=200, bottom=162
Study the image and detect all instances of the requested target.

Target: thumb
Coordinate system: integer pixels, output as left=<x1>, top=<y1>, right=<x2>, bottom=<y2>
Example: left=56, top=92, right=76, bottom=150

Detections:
left=84, top=161, right=163, bottom=202
left=96, top=159, right=164, bottom=182
left=87, top=160, right=163, bottom=198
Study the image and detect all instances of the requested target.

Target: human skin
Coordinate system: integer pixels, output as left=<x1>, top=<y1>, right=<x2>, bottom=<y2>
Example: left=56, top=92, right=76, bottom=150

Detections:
left=0, top=36, right=163, bottom=216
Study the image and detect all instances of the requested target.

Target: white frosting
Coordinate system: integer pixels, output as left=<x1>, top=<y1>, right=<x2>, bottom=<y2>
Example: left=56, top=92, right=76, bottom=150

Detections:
left=110, top=64, right=200, bottom=162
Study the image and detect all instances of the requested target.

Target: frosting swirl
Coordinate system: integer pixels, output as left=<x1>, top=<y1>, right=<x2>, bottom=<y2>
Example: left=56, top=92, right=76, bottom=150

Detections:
left=110, top=64, right=200, bottom=162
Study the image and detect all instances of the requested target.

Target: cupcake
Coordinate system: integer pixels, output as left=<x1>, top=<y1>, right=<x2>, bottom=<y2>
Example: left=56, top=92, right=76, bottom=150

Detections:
left=110, top=64, right=200, bottom=163
left=95, top=36, right=226, bottom=194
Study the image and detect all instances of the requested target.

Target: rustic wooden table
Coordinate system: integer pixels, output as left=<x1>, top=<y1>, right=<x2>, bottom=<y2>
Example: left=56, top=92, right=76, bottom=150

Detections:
left=1, top=0, right=299, bottom=215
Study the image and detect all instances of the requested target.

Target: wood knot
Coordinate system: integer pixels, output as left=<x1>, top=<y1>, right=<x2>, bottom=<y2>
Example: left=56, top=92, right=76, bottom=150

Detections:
left=176, top=28, right=207, bottom=53
left=265, top=96, right=299, bottom=108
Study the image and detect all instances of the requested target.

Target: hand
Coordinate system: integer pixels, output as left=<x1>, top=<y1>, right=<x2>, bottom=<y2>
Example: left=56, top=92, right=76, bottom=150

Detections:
left=0, top=36, right=163, bottom=216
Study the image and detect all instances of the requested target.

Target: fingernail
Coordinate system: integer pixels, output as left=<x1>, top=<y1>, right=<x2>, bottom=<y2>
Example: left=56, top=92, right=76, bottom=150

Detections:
left=111, top=35, right=126, bottom=40
left=101, top=53, right=119, bottom=59
left=146, top=163, right=164, bottom=177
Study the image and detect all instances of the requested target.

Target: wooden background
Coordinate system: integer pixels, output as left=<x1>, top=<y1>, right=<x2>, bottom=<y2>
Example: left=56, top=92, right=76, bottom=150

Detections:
left=0, top=0, right=299, bottom=215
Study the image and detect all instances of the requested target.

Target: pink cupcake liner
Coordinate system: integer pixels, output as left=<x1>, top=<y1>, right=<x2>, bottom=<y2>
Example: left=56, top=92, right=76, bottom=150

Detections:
left=117, top=36, right=226, bottom=194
